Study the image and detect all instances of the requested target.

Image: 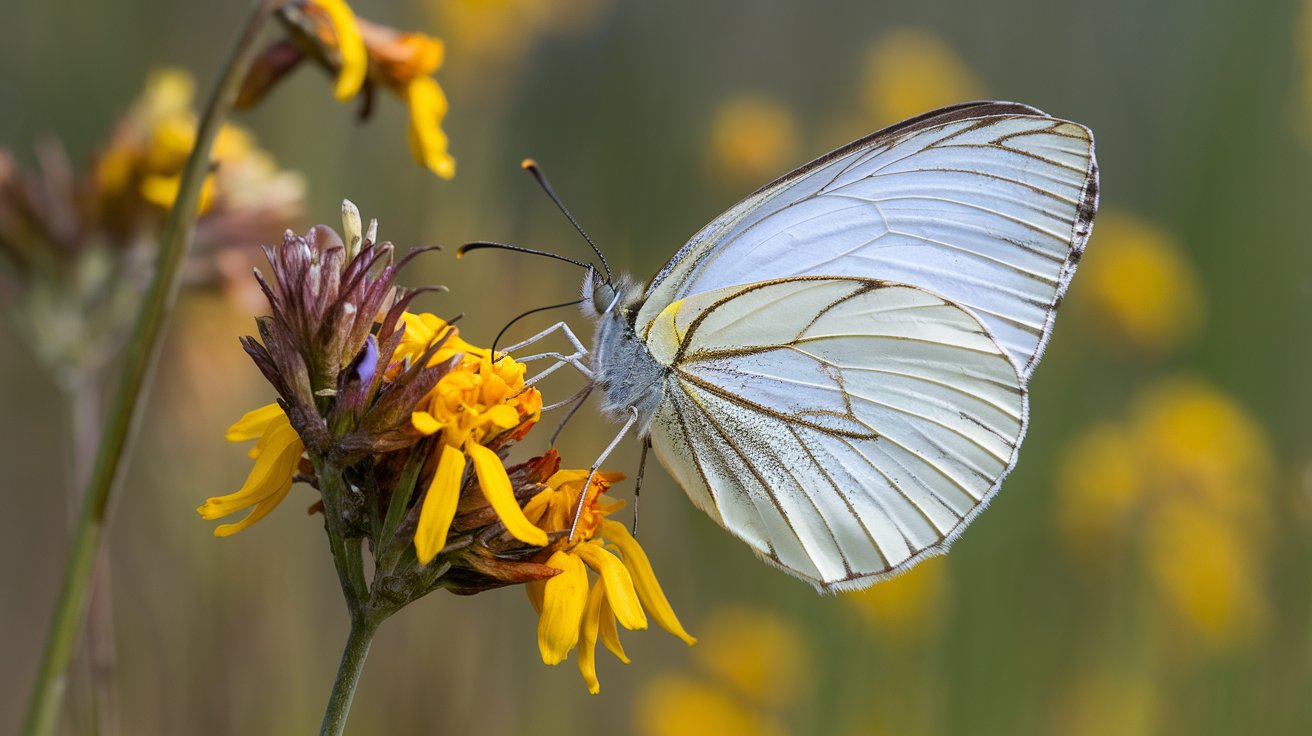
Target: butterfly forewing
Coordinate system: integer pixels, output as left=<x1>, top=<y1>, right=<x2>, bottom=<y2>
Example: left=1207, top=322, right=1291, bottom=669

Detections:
left=637, top=104, right=1098, bottom=379
left=643, top=277, right=1026, bottom=590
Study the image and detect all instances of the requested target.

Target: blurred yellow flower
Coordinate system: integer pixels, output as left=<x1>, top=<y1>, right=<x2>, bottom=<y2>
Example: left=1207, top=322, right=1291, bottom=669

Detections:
left=705, top=95, right=800, bottom=188
left=1052, top=667, right=1159, bottom=736
left=637, top=675, right=788, bottom=736
left=432, top=0, right=612, bottom=69
left=524, top=469, right=696, bottom=694
left=1074, top=210, right=1204, bottom=356
left=635, top=606, right=809, bottom=735
left=396, top=312, right=546, bottom=560
left=1055, top=379, right=1273, bottom=649
left=693, top=606, right=810, bottom=706
left=844, top=556, right=949, bottom=642
left=241, top=1, right=456, bottom=178
left=95, top=68, right=301, bottom=221
left=861, top=29, right=984, bottom=127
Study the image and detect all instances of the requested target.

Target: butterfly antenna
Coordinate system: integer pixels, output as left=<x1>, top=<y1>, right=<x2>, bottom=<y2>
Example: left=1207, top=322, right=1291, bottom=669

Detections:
left=490, top=298, right=585, bottom=359
left=521, top=158, right=613, bottom=283
left=456, top=241, right=592, bottom=271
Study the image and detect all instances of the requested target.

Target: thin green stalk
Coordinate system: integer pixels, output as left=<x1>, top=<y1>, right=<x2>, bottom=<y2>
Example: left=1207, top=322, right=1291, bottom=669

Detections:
left=320, top=616, right=381, bottom=736
left=21, top=2, right=282, bottom=733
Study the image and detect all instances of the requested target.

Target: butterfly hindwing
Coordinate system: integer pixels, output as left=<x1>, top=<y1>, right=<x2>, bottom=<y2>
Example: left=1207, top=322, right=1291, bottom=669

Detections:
left=642, top=277, right=1027, bottom=590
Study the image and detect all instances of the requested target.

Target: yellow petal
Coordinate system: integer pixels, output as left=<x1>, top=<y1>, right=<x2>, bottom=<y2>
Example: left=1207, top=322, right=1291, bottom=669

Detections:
left=404, top=77, right=456, bottom=179
left=213, top=475, right=293, bottom=537
left=198, top=423, right=302, bottom=520
left=526, top=579, right=545, bottom=614
left=414, top=444, right=466, bottom=564
left=467, top=442, right=548, bottom=546
left=598, top=594, right=630, bottom=664
left=574, top=541, right=647, bottom=631
left=225, top=403, right=287, bottom=442
left=538, top=551, right=588, bottom=665
left=603, top=520, right=696, bottom=645
left=412, top=410, right=441, bottom=435
left=478, top=403, right=521, bottom=430
left=577, top=579, right=607, bottom=695
left=314, top=0, right=367, bottom=100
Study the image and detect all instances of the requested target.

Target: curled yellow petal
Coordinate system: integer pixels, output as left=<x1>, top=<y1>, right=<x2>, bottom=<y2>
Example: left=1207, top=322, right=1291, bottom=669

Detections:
left=538, top=550, right=589, bottom=665
left=225, top=403, right=287, bottom=442
left=598, top=593, right=630, bottom=664
left=574, top=541, right=647, bottom=631
left=315, top=0, right=367, bottom=100
left=414, top=444, right=466, bottom=564
left=577, top=579, right=607, bottom=694
left=467, top=441, right=548, bottom=546
left=404, top=76, right=456, bottom=179
left=603, top=519, right=696, bottom=645
left=199, top=422, right=303, bottom=534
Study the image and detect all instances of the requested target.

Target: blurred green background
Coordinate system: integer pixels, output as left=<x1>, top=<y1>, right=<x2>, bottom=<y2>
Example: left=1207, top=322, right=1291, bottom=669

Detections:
left=3, top=0, right=1311, bottom=733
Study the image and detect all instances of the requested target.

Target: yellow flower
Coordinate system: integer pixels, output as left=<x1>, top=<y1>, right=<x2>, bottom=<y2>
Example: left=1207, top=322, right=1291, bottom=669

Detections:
left=637, top=675, right=788, bottom=736
left=692, top=607, right=810, bottom=707
left=844, top=556, right=949, bottom=643
left=94, top=67, right=300, bottom=218
left=198, top=403, right=305, bottom=536
left=523, top=469, right=696, bottom=694
left=705, top=95, right=800, bottom=188
left=274, top=1, right=455, bottom=178
left=861, top=29, right=984, bottom=127
left=1074, top=210, right=1204, bottom=356
left=1055, top=379, right=1274, bottom=649
left=307, top=0, right=368, bottom=100
left=432, top=0, right=612, bottom=69
left=398, top=312, right=546, bottom=561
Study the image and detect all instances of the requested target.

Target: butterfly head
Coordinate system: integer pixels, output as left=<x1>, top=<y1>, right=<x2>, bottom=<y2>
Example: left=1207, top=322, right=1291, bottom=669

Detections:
left=581, top=267, right=628, bottom=317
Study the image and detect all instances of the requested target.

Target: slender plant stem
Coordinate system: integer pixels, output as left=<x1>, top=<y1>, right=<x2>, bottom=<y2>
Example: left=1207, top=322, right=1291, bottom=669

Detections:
left=21, top=2, right=282, bottom=733
left=63, top=373, right=120, bottom=736
left=320, top=616, right=381, bottom=736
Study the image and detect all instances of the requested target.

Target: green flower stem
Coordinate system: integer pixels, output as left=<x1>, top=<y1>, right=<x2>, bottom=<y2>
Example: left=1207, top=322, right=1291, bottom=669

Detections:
left=320, top=615, right=382, bottom=736
left=21, top=2, right=283, bottom=734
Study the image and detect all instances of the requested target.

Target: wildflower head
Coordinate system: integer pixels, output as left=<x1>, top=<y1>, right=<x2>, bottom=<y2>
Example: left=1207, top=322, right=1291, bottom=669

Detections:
left=522, top=468, right=697, bottom=694
left=861, top=28, right=983, bottom=127
left=239, top=1, right=456, bottom=177
left=0, top=67, right=302, bottom=375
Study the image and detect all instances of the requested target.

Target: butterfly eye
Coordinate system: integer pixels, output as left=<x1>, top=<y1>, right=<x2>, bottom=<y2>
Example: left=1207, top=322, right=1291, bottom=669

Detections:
left=591, top=278, right=618, bottom=314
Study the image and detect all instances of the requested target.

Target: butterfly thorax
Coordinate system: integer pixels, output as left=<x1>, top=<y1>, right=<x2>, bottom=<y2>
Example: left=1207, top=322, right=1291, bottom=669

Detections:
left=581, top=273, right=667, bottom=435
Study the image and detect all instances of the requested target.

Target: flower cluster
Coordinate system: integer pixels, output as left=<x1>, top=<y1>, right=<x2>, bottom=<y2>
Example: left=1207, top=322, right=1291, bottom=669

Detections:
left=1055, top=379, right=1273, bottom=649
left=524, top=466, right=696, bottom=693
left=200, top=207, right=692, bottom=692
left=239, top=0, right=455, bottom=177
left=0, top=67, right=303, bottom=376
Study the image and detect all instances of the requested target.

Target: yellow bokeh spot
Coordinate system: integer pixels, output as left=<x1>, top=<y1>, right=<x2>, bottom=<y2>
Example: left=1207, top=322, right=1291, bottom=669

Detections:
left=862, top=29, right=984, bottom=127
left=1054, top=378, right=1274, bottom=650
left=1075, top=210, right=1204, bottom=356
left=845, top=556, right=949, bottom=642
left=705, top=95, right=799, bottom=187
left=692, top=607, right=810, bottom=706
left=637, top=675, right=788, bottom=736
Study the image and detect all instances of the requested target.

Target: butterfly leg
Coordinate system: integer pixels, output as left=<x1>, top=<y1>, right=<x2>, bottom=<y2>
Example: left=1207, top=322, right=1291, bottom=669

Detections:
left=568, top=406, right=639, bottom=541
left=506, top=323, right=593, bottom=387
left=631, top=437, right=651, bottom=536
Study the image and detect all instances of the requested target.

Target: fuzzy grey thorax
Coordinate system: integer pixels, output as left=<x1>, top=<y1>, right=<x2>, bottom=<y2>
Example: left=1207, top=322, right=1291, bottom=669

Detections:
left=580, top=271, right=668, bottom=434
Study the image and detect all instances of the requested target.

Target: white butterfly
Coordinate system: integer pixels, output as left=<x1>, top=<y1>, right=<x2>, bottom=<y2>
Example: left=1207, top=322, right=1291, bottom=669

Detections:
left=507, top=101, right=1097, bottom=592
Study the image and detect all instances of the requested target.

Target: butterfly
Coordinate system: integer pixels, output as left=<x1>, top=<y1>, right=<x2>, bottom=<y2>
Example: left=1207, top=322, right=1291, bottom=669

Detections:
left=479, top=100, right=1098, bottom=592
